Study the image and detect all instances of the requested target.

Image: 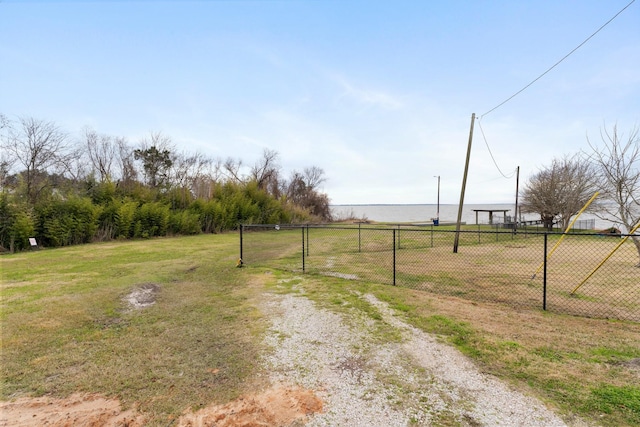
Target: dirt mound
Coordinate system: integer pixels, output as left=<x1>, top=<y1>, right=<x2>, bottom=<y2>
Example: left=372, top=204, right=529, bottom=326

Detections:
left=178, top=385, right=323, bottom=426
left=0, top=385, right=322, bottom=427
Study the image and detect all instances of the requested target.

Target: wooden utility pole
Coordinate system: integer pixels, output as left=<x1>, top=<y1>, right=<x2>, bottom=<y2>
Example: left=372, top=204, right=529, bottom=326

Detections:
left=514, top=166, right=520, bottom=233
left=453, top=113, right=475, bottom=253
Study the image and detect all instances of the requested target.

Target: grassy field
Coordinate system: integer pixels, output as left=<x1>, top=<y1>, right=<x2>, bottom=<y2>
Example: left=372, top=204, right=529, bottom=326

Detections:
left=243, top=225, right=640, bottom=321
left=1, top=233, right=639, bottom=426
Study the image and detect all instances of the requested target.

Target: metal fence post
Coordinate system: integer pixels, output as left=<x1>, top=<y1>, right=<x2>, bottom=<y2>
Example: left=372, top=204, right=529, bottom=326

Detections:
left=393, top=229, right=397, bottom=286
left=239, top=224, right=243, bottom=262
left=302, top=226, right=305, bottom=273
left=358, top=223, right=362, bottom=252
left=543, top=233, right=548, bottom=311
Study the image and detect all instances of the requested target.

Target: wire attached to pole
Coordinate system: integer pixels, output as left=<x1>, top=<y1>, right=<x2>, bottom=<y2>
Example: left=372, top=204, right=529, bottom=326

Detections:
left=477, top=119, right=517, bottom=179
left=481, top=0, right=636, bottom=119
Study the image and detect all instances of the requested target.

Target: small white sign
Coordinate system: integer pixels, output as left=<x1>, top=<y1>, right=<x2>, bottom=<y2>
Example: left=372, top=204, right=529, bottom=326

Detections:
left=29, top=238, right=38, bottom=247
left=275, top=225, right=280, bottom=231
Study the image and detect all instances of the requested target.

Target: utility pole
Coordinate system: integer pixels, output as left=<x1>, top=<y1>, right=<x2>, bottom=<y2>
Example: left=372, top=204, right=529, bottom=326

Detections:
left=453, top=113, right=475, bottom=253
left=514, top=166, right=520, bottom=233
left=434, top=175, right=440, bottom=224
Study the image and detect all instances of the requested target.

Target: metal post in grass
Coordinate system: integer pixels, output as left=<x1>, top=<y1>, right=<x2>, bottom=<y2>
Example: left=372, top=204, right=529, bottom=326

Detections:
left=302, top=226, right=306, bottom=273
left=239, top=224, right=243, bottom=262
left=393, top=229, right=397, bottom=286
left=543, top=233, right=548, bottom=311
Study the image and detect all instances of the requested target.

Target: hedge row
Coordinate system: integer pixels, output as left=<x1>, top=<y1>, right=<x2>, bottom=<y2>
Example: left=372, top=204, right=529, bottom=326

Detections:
left=0, top=181, right=310, bottom=252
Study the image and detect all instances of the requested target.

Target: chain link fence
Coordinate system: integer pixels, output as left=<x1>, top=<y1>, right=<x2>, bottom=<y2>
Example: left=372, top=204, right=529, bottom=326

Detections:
left=240, top=224, right=640, bottom=322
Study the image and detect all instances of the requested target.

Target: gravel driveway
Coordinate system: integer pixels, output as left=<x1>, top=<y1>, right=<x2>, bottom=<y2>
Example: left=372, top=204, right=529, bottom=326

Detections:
left=261, top=283, right=568, bottom=426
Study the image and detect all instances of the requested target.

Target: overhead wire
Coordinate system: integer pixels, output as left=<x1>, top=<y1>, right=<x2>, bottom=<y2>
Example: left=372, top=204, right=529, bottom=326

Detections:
left=475, top=0, right=636, bottom=180
left=477, top=119, right=517, bottom=179
left=480, top=0, right=636, bottom=119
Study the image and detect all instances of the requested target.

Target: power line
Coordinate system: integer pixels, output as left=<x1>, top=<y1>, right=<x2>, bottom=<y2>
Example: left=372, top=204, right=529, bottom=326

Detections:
left=477, top=119, right=517, bottom=179
left=480, top=0, right=636, bottom=119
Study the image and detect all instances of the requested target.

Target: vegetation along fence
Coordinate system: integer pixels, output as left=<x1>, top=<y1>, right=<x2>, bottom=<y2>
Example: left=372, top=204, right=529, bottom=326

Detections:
left=240, top=223, right=639, bottom=322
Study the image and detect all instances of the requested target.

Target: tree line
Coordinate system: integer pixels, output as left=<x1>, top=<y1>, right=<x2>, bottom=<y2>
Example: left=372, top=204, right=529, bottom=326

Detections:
left=0, top=115, right=332, bottom=252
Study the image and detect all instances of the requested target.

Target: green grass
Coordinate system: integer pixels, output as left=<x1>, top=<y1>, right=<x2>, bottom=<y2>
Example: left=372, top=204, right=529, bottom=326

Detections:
left=2, top=234, right=640, bottom=426
left=586, top=385, right=640, bottom=424
left=1, top=235, right=265, bottom=425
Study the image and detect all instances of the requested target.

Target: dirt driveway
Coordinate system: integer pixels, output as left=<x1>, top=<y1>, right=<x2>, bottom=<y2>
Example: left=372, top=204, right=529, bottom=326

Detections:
left=1, top=278, right=570, bottom=427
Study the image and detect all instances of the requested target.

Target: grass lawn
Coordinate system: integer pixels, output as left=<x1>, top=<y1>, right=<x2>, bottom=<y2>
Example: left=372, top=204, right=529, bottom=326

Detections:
left=1, top=233, right=639, bottom=426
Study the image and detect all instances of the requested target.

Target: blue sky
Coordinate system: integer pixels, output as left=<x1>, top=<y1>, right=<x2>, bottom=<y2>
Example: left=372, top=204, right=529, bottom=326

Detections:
left=1, top=0, right=638, bottom=204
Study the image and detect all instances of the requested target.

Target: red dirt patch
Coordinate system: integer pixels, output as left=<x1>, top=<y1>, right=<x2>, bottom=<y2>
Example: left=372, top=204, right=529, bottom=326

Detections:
left=0, top=393, right=145, bottom=426
left=0, top=385, right=323, bottom=427
left=178, top=385, right=323, bottom=426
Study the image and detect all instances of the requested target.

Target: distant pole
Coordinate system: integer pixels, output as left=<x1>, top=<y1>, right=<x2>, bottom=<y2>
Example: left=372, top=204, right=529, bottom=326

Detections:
left=434, top=175, right=440, bottom=221
left=514, top=166, right=520, bottom=233
left=453, top=113, right=475, bottom=253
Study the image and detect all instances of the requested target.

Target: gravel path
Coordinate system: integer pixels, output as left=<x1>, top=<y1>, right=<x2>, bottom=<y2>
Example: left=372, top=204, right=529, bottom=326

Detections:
left=261, top=286, right=567, bottom=427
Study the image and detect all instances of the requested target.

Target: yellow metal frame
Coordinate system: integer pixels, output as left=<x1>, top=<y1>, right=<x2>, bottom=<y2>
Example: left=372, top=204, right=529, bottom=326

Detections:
left=531, top=192, right=599, bottom=279
left=570, top=221, right=640, bottom=295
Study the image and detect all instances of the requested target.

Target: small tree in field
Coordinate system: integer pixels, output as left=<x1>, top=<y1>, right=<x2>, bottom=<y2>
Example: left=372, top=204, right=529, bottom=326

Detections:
left=520, top=155, right=599, bottom=231
left=587, top=124, right=640, bottom=266
left=134, top=132, right=174, bottom=189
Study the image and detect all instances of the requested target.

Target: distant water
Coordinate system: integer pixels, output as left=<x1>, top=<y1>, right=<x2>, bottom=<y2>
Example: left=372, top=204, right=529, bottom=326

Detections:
left=331, top=204, right=611, bottom=229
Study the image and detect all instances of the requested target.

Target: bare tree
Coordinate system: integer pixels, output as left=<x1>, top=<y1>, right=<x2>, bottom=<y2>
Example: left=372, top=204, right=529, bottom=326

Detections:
left=2, top=117, right=71, bottom=204
left=285, top=170, right=306, bottom=205
left=56, top=145, right=87, bottom=186
left=190, top=158, right=225, bottom=200
left=0, top=113, right=9, bottom=131
left=116, top=137, right=137, bottom=190
left=223, top=157, right=245, bottom=183
left=170, top=151, right=210, bottom=188
left=250, top=148, right=281, bottom=194
left=84, top=127, right=118, bottom=183
left=284, top=167, right=332, bottom=220
left=169, top=151, right=213, bottom=206
left=0, top=115, right=14, bottom=192
left=0, top=152, right=12, bottom=193
left=303, top=166, right=326, bottom=190
left=587, top=124, right=640, bottom=265
left=520, top=155, right=600, bottom=231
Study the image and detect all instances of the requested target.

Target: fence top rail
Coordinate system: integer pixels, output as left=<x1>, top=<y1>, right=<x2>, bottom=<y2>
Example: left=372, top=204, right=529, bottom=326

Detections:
left=240, top=224, right=638, bottom=238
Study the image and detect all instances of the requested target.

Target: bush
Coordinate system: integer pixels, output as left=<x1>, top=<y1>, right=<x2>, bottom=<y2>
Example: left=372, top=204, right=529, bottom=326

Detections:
left=10, top=212, right=36, bottom=251
left=35, top=197, right=100, bottom=247
left=116, top=201, right=138, bottom=239
left=133, top=202, right=170, bottom=238
left=0, top=194, right=36, bottom=252
left=169, top=210, right=201, bottom=235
